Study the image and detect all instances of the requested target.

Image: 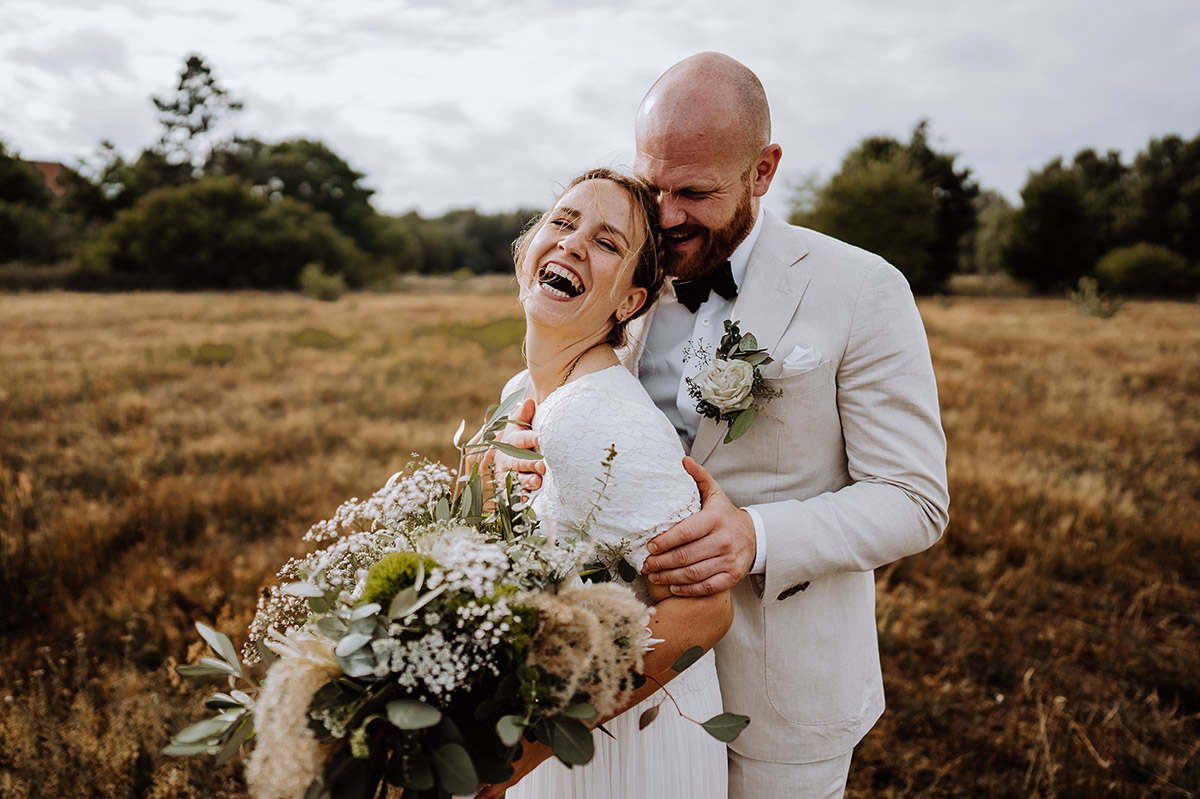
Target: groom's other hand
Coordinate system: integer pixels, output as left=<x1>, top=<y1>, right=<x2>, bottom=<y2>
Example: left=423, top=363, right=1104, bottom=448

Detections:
left=492, top=397, right=545, bottom=492
left=643, top=456, right=755, bottom=596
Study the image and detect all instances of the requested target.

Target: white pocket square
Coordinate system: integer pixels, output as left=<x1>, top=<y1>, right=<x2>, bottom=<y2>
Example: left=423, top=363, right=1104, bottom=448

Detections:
left=779, top=344, right=822, bottom=376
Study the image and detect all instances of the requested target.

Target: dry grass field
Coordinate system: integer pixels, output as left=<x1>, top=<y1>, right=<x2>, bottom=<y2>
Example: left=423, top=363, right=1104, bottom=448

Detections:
left=1, top=285, right=1197, bottom=798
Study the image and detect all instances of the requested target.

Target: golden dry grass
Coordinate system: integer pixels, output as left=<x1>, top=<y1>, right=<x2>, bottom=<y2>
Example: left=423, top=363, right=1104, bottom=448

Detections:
left=1, top=288, right=1197, bottom=798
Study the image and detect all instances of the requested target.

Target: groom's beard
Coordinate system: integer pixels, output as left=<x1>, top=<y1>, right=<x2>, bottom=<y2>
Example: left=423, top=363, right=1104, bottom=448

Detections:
left=664, top=172, right=756, bottom=281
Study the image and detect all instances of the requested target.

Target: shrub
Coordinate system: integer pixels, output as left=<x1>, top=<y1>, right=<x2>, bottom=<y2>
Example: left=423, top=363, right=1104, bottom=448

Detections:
left=1095, top=242, right=1198, bottom=296
left=298, top=261, right=346, bottom=301
left=1069, top=276, right=1123, bottom=318
left=79, top=177, right=375, bottom=290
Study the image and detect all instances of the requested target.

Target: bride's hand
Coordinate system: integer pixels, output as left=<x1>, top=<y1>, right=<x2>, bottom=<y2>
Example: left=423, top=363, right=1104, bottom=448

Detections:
left=492, top=397, right=546, bottom=493
left=642, top=457, right=756, bottom=596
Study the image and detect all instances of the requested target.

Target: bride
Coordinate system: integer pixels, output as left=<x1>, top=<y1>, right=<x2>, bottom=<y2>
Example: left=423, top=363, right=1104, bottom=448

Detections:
left=479, top=168, right=733, bottom=799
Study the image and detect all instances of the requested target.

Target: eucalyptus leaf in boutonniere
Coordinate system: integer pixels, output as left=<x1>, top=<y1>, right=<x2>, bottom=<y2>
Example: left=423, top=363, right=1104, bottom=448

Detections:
left=685, top=320, right=783, bottom=442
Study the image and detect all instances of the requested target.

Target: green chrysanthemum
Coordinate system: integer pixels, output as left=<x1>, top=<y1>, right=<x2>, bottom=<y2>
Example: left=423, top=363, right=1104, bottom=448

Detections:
left=361, top=551, right=440, bottom=607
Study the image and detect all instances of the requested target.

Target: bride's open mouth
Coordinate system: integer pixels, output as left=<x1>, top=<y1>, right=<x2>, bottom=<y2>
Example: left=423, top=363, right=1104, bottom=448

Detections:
left=537, top=262, right=584, bottom=299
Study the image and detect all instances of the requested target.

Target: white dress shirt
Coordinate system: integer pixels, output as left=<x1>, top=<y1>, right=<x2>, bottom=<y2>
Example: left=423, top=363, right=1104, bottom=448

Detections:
left=638, top=209, right=769, bottom=574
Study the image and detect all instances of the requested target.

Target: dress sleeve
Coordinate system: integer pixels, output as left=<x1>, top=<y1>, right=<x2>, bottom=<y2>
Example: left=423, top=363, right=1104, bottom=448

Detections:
left=536, top=376, right=700, bottom=571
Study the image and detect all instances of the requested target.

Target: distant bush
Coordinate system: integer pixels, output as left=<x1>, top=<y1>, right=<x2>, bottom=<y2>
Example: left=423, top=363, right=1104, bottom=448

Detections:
left=79, top=177, right=377, bottom=290
left=1069, top=276, right=1123, bottom=318
left=298, top=261, right=347, bottom=301
left=1095, top=242, right=1198, bottom=296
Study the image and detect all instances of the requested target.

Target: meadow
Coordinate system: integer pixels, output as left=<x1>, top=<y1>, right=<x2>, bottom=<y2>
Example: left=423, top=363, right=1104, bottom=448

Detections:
left=0, top=284, right=1197, bottom=798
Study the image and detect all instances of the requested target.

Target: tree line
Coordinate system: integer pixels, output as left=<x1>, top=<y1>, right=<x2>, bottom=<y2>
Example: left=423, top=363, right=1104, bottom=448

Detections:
left=2, top=55, right=1198, bottom=297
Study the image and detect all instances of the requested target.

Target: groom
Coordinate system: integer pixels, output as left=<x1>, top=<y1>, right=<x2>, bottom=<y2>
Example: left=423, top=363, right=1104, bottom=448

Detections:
left=502, top=53, right=948, bottom=798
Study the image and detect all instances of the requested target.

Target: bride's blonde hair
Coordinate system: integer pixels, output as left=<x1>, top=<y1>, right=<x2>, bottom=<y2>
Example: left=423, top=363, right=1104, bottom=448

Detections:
left=513, top=168, right=665, bottom=348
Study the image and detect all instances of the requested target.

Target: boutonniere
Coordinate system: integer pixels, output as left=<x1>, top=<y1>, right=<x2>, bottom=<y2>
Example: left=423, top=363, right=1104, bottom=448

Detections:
left=685, top=320, right=783, bottom=442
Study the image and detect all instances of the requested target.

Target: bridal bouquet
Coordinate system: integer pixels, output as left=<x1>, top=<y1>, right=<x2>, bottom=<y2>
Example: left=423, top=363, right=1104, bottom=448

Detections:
left=164, top=395, right=682, bottom=799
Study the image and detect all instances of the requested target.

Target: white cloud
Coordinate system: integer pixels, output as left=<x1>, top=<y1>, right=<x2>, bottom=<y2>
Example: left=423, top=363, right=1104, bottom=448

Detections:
left=2, top=0, right=1197, bottom=215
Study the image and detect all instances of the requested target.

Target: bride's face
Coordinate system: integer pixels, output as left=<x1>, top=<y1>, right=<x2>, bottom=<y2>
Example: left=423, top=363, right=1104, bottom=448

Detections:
left=519, top=179, right=648, bottom=339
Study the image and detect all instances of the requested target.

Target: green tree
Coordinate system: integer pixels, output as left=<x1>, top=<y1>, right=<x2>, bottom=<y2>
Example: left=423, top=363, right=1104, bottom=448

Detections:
left=207, top=137, right=380, bottom=252
left=1121, top=134, right=1200, bottom=264
left=80, top=177, right=373, bottom=289
left=1000, top=160, right=1095, bottom=292
left=794, top=157, right=937, bottom=288
left=962, top=190, right=1016, bottom=274
left=152, top=54, right=243, bottom=170
left=790, top=121, right=977, bottom=291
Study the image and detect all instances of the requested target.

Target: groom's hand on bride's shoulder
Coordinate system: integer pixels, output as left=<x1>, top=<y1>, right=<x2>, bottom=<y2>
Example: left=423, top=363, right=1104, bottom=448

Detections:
left=492, top=397, right=545, bottom=492
left=643, top=457, right=756, bottom=596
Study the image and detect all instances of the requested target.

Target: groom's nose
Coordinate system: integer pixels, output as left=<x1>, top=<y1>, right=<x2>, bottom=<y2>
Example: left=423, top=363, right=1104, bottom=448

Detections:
left=657, top=193, right=687, bottom=229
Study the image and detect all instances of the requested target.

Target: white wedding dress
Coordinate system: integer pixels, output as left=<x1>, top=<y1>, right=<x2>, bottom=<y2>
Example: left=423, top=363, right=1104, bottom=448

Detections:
left=505, top=365, right=728, bottom=799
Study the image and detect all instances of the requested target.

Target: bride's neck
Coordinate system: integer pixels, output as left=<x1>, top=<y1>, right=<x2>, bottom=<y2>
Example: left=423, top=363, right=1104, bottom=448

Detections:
left=525, top=321, right=617, bottom=402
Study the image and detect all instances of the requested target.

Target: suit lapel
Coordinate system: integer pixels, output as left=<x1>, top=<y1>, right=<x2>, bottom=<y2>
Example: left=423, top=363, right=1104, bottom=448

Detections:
left=690, top=212, right=813, bottom=464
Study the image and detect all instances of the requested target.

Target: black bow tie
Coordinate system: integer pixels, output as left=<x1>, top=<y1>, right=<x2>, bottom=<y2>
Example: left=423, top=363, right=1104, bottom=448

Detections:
left=673, top=261, right=738, bottom=313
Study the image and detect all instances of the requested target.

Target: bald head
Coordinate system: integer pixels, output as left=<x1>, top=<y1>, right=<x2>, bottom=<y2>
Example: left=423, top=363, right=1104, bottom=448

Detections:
left=636, top=52, right=771, bottom=165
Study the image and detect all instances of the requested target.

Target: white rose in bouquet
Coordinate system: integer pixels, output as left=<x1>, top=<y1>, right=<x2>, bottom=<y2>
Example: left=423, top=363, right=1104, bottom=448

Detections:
left=694, top=358, right=755, bottom=414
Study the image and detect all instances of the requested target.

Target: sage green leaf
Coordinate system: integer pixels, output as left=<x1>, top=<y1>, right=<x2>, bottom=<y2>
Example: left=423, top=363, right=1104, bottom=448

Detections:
left=282, top=582, right=326, bottom=598
left=389, top=584, right=448, bottom=619
left=172, top=717, right=230, bottom=744
left=334, top=633, right=372, bottom=657
left=214, top=717, right=253, bottom=767
left=317, top=616, right=348, bottom=636
left=162, top=740, right=218, bottom=757
left=435, top=496, right=450, bottom=520
left=204, top=693, right=241, bottom=710
left=741, top=332, right=758, bottom=350
left=349, top=603, right=381, bottom=621
left=459, top=483, right=473, bottom=520
left=700, top=712, right=751, bottom=742
left=638, top=704, right=660, bottom=730
left=230, top=690, right=252, bottom=705
left=432, top=742, right=479, bottom=795
left=490, top=441, right=544, bottom=461
left=725, top=407, right=756, bottom=442
left=196, top=622, right=242, bottom=677
left=617, top=559, right=638, bottom=583
left=386, top=699, right=442, bottom=730
left=671, top=645, right=705, bottom=672
left=550, top=718, right=594, bottom=766
left=561, top=703, right=597, bottom=720
left=496, top=714, right=524, bottom=747
left=176, top=657, right=239, bottom=678
left=743, top=351, right=770, bottom=366
left=307, top=596, right=329, bottom=614
left=453, top=419, right=467, bottom=448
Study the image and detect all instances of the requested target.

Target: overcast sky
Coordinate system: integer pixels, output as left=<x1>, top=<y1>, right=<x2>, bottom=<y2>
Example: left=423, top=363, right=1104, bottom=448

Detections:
left=2, top=0, right=1197, bottom=218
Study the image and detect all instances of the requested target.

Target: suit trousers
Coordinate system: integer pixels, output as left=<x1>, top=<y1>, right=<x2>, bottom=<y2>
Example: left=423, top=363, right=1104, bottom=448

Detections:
left=728, top=748, right=853, bottom=799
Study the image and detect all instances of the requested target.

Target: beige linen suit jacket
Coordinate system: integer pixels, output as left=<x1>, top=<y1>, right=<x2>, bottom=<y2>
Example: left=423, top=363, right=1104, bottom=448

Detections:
left=619, top=210, right=949, bottom=764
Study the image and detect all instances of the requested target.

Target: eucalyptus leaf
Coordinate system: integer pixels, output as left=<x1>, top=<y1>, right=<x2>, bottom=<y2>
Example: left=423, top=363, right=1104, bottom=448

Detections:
left=431, top=743, right=479, bottom=795
left=172, top=717, right=231, bottom=744
left=334, top=633, right=373, bottom=657
left=195, top=623, right=243, bottom=677
left=388, top=750, right=434, bottom=791
left=230, top=690, right=253, bottom=706
left=435, top=496, right=450, bottom=521
left=490, top=441, right=544, bottom=461
left=387, top=586, right=418, bottom=618
left=496, top=714, right=524, bottom=747
left=317, top=616, right=348, bottom=636
left=550, top=718, right=594, bottom=766
left=176, top=657, right=238, bottom=678
left=214, top=717, right=253, bottom=767
left=700, top=712, right=751, bottom=742
left=340, top=654, right=376, bottom=679
left=742, top=351, right=771, bottom=366
left=725, top=407, right=756, bottom=443
left=307, top=596, right=329, bottom=614
left=162, top=741, right=219, bottom=757
left=560, top=703, right=597, bottom=720
left=617, top=559, right=638, bottom=583
left=390, top=584, right=448, bottom=619
left=348, top=602, right=381, bottom=621
left=671, top=645, right=705, bottom=672
left=204, top=693, right=241, bottom=710
left=386, top=699, right=442, bottom=730
left=638, top=704, right=661, bottom=730
left=282, top=582, right=327, bottom=598
left=741, top=332, right=758, bottom=350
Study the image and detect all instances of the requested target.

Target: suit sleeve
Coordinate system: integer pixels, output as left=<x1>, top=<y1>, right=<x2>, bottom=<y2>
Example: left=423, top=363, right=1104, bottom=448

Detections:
left=751, top=261, right=949, bottom=603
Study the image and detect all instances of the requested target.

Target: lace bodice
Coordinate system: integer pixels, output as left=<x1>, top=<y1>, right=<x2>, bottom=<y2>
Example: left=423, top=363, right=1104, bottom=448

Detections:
left=526, top=365, right=701, bottom=573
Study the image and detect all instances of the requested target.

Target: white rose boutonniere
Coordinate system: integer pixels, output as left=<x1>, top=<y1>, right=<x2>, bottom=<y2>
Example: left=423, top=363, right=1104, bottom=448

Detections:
left=686, top=320, right=783, bottom=442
